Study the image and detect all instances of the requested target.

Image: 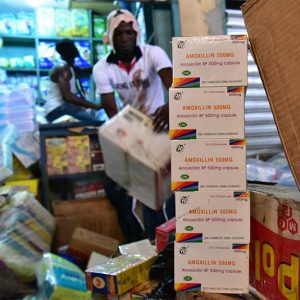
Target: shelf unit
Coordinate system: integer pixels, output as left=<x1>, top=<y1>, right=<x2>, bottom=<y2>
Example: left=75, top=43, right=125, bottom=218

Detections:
left=0, top=9, right=107, bottom=104
left=39, top=120, right=105, bottom=210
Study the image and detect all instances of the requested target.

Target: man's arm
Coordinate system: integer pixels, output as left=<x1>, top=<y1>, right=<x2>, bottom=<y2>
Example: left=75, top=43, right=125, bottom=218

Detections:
left=101, top=92, right=119, bottom=118
left=58, top=66, right=101, bottom=110
left=153, top=67, right=172, bottom=132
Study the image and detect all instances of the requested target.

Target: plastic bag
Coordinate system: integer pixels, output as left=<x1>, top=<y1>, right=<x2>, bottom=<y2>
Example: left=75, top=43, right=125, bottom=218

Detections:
left=148, top=242, right=175, bottom=300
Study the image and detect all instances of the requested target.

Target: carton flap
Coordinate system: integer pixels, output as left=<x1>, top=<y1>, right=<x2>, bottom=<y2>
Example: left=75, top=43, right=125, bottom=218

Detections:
left=242, top=0, right=300, bottom=190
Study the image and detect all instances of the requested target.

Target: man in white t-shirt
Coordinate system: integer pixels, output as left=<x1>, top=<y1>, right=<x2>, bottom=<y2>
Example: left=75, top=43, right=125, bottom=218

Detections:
left=93, top=9, right=174, bottom=242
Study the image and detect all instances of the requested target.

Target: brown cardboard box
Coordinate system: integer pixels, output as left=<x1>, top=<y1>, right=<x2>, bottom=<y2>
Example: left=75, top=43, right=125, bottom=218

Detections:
left=52, top=198, right=125, bottom=248
left=68, top=227, right=119, bottom=260
left=242, top=0, right=300, bottom=190
left=249, top=184, right=300, bottom=300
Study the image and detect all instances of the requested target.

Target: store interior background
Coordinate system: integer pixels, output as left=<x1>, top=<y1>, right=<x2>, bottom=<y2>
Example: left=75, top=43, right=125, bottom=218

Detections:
left=1, top=0, right=299, bottom=299
left=1, top=0, right=293, bottom=189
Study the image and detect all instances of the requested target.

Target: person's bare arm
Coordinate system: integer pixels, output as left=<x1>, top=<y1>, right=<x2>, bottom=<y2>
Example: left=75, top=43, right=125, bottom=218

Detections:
left=101, top=92, right=118, bottom=118
left=152, top=67, right=172, bottom=132
left=57, top=65, right=101, bottom=110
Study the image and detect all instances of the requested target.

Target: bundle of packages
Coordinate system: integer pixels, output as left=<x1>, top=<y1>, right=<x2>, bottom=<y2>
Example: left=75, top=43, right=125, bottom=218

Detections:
left=0, top=191, right=55, bottom=286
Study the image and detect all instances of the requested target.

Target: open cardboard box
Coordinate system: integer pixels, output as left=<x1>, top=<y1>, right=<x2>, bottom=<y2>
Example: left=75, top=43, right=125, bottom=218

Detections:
left=242, top=0, right=300, bottom=190
left=52, top=197, right=124, bottom=248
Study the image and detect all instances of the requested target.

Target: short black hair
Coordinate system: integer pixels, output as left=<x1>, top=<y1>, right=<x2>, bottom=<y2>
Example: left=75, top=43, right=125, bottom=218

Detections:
left=55, top=39, right=79, bottom=60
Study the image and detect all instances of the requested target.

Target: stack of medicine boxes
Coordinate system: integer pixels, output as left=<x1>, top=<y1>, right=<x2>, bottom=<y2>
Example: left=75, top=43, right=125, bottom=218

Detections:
left=170, top=36, right=249, bottom=294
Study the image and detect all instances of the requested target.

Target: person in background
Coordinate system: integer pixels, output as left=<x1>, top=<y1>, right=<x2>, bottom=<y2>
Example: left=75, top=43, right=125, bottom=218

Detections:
left=45, top=39, right=101, bottom=122
left=93, top=9, right=174, bottom=242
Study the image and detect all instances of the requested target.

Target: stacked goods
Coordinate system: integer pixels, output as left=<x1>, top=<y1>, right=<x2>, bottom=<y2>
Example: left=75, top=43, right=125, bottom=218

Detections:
left=170, top=35, right=249, bottom=294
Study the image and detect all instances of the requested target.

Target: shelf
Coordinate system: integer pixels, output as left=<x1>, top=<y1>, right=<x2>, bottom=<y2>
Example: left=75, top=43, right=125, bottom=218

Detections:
left=1, top=67, right=37, bottom=72
left=0, top=35, right=35, bottom=41
left=48, top=170, right=104, bottom=180
left=92, top=38, right=103, bottom=42
left=38, top=36, right=90, bottom=41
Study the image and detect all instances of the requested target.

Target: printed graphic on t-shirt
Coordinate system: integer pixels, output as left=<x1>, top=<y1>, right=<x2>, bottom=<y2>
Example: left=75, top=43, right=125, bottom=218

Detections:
left=114, top=69, right=151, bottom=114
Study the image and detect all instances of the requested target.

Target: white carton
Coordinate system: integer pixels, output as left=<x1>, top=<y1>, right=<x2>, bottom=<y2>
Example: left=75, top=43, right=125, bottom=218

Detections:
left=172, top=35, right=248, bottom=88
left=169, top=87, right=245, bottom=140
left=174, top=242, right=249, bottom=293
left=171, top=139, right=246, bottom=191
left=99, top=105, right=172, bottom=210
left=175, top=191, right=250, bottom=243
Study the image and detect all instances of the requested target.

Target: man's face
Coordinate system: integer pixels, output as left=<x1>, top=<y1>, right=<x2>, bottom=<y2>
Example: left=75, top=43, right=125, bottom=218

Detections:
left=113, top=21, right=137, bottom=54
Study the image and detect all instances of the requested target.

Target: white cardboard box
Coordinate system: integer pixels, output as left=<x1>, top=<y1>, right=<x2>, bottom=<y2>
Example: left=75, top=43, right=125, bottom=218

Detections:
left=174, top=242, right=249, bottom=293
left=171, top=139, right=246, bottom=191
left=172, top=35, right=248, bottom=88
left=98, top=105, right=172, bottom=210
left=169, top=87, right=245, bottom=140
left=175, top=191, right=250, bottom=243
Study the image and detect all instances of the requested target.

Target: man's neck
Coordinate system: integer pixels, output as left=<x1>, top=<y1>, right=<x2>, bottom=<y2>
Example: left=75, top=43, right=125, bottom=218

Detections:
left=115, top=50, right=136, bottom=64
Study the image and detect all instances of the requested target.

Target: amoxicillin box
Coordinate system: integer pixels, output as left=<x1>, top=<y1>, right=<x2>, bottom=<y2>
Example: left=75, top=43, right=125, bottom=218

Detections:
left=169, top=87, right=245, bottom=140
left=171, top=139, right=246, bottom=191
left=174, top=242, right=249, bottom=293
left=175, top=191, right=250, bottom=243
left=172, top=35, right=248, bottom=88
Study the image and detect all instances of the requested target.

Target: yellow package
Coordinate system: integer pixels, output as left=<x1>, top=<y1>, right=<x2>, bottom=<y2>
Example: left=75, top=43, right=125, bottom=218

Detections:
left=71, top=9, right=89, bottom=37
left=55, top=9, right=72, bottom=37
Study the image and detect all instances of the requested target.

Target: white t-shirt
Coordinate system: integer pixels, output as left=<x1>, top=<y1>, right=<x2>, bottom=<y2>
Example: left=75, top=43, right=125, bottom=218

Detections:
left=93, top=44, right=172, bottom=115
left=44, top=65, right=77, bottom=115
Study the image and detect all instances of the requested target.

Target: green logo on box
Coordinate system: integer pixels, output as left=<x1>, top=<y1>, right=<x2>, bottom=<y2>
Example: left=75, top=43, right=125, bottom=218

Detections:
left=179, top=122, right=187, bottom=127
left=185, top=226, right=194, bottom=231
left=182, top=70, right=191, bottom=76
left=184, top=276, right=192, bottom=281
left=181, top=174, right=189, bottom=180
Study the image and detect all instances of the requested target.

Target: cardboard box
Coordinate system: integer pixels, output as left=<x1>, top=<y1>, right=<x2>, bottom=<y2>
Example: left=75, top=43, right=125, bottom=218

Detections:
left=155, top=217, right=176, bottom=253
left=68, top=227, right=119, bottom=261
left=171, top=139, right=246, bottom=191
left=242, top=0, right=300, bottom=190
left=52, top=198, right=124, bottom=247
left=99, top=105, right=172, bottom=210
left=249, top=184, right=300, bottom=300
left=172, top=35, right=248, bottom=88
left=85, top=255, right=156, bottom=296
left=176, top=191, right=250, bottom=243
left=169, top=87, right=245, bottom=140
left=174, top=242, right=249, bottom=294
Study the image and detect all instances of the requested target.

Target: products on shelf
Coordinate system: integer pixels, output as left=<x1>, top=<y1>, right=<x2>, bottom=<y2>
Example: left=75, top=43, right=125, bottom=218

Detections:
left=38, top=41, right=91, bottom=69
left=94, top=42, right=108, bottom=63
left=0, top=12, right=34, bottom=36
left=93, top=15, right=106, bottom=38
left=71, top=9, right=89, bottom=37
left=55, top=9, right=72, bottom=37
left=36, top=8, right=56, bottom=36
left=0, top=55, right=35, bottom=69
left=45, top=134, right=103, bottom=176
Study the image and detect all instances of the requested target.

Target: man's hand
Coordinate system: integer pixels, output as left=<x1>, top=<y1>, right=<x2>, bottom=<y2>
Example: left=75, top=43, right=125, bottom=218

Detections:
left=152, top=102, right=169, bottom=132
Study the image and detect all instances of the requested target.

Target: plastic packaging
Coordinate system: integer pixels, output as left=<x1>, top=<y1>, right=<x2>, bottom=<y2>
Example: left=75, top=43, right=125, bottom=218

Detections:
left=71, top=9, right=89, bottom=37
left=36, top=253, right=91, bottom=300
left=0, top=191, right=55, bottom=283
